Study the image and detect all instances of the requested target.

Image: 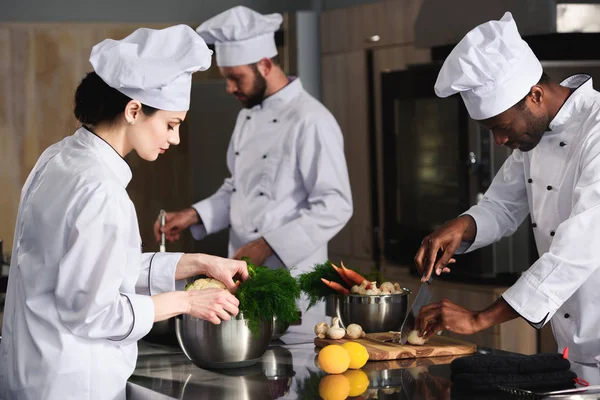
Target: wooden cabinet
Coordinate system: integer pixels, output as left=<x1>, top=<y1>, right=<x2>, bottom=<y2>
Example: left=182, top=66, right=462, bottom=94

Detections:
left=320, top=0, right=431, bottom=272
left=322, top=51, right=372, bottom=267
left=0, top=23, right=202, bottom=253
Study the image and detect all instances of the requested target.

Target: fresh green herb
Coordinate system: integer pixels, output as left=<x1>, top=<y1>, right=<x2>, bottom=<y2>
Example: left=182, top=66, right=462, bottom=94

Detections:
left=297, top=261, right=347, bottom=310
left=236, top=259, right=300, bottom=335
left=295, top=369, right=327, bottom=400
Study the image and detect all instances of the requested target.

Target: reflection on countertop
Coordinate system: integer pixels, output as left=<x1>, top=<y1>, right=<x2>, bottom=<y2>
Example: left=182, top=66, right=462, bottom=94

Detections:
left=130, top=337, right=571, bottom=400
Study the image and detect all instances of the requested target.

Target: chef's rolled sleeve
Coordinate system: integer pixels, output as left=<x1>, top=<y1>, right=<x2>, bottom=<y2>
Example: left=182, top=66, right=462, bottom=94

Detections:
left=502, top=273, right=556, bottom=328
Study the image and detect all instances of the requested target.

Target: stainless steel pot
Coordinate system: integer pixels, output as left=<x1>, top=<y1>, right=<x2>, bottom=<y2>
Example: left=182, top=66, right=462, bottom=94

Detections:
left=334, top=290, right=411, bottom=333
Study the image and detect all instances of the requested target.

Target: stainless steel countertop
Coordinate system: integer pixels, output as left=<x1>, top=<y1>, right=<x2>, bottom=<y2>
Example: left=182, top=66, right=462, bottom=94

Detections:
left=128, top=336, right=553, bottom=400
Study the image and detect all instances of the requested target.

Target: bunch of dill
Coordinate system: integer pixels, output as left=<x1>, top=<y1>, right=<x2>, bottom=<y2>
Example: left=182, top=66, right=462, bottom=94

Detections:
left=236, top=262, right=301, bottom=335
left=297, top=261, right=348, bottom=310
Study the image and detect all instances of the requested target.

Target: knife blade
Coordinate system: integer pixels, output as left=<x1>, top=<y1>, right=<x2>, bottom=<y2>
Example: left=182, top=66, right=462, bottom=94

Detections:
left=398, top=275, right=433, bottom=345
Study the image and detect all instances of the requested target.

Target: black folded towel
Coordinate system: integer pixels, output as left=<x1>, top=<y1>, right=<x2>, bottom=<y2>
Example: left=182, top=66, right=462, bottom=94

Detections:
left=451, top=353, right=571, bottom=375
left=450, top=353, right=575, bottom=393
left=451, top=369, right=577, bottom=392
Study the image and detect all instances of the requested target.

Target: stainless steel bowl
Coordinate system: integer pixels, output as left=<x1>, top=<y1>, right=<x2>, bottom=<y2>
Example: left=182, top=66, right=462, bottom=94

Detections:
left=176, top=312, right=273, bottom=369
left=271, top=316, right=290, bottom=341
left=179, top=365, right=271, bottom=399
left=334, top=290, right=411, bottom=333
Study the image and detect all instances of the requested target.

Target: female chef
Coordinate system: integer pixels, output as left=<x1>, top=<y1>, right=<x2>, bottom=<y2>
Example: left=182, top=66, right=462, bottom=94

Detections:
left=0, top=25, right=247, bottom=400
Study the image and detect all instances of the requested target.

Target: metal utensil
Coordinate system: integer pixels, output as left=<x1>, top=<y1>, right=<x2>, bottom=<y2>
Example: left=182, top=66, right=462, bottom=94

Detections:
left=498, top=384, right=600, bottom=399
left=159, top=209, right=166, bottom=252
left=176, top=312, right=273, bottom=369
left=398, top=276, right=433, bottom=345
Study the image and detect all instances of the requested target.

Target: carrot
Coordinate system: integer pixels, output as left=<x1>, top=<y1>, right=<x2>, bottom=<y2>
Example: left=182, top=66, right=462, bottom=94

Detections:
left=321, top=278, right=350, bottom=294
left=340, top=261, right=369, bottom=287
left=330, top=262, right=353, bottom=287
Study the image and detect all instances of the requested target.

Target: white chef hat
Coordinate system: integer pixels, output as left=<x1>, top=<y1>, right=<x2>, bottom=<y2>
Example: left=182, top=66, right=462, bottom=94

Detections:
left=89, top=24, right=213, bottom=112
left=434, top=12, right=543, bottom=120
left=195, top=6, right=282, bottom=67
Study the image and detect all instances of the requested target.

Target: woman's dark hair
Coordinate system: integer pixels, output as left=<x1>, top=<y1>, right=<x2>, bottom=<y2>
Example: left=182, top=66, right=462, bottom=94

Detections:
left=74, top=71, right=157, bottom=125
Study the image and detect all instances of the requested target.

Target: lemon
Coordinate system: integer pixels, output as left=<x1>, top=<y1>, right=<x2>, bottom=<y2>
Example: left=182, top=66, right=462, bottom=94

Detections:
left=343, top=369, right=370, bottom=397
left=341, top=342, right=369, bottom=369
left=318, top=374, right=351, bottom=400
left=317, top=345, right=351, bottom=374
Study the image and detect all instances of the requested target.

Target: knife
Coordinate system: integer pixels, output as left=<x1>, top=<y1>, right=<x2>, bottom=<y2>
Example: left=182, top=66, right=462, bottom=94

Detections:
left=398, top=275, right=433, bottom=345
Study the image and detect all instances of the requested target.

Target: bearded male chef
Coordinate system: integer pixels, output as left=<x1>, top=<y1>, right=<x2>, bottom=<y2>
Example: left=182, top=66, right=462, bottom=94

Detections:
left=414, top=11, right=600, bottom=367
left=155, top=6, right=353, bottom=333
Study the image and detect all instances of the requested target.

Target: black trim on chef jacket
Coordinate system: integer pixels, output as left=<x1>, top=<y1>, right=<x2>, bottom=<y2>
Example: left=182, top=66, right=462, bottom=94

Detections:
left=108, top=294, right=136, bottom=341
left=147, top=252, right=158, bottom=296
left=83, top=125, right=129, bottom=164
left=502, top=295, right=549, bottom=330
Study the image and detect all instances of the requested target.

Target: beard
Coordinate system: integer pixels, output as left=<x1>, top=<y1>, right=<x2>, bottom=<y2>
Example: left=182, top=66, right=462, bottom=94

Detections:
left=235, top=69, right=267, bottom=109
left=511, top=107, right=550, bottom=152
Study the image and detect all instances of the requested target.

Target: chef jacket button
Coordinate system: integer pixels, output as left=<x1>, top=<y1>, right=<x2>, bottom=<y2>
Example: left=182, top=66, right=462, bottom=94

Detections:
left=550, top=231, right=556, bottom=236
left=531, top=223, right=537, bottom=228
left=246, top=116, right=251, bottom=120
left=262, top=154, right=267, bottom=159
left=564, top=313, right=570, bottom=318
left=232, top=188, right=236, bottom=192
left=272, top=119, right=278, bottom=123
left=235, top=151, right=240, bottom=156
left=559, top=141, right=567, bottom=147
left=259, top=192, right=264, bottom=196
left=547, top=185, right=553, bottom=191
left=528, top=178, right=533, bottom=183
left=254, top=228, right=258, bottom=233
left=141, top=242, right=145, bottom=249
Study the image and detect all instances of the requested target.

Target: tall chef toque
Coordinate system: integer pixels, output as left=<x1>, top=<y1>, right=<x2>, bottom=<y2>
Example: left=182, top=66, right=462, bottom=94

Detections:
left=195, top=6, right=282, bottom=67
left=89, top=24, right=213, bottom=111
left=434, top=12, right=543, bottom=120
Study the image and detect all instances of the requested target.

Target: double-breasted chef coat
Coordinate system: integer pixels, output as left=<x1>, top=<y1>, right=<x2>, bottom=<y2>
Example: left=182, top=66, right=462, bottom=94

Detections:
left=189, top=77, right=353, bottom=335
left=460, top=75, right=600, bottom=363
left=0, top=128, right=184, bottom=399
left=190, top=78, right=353, bottom=274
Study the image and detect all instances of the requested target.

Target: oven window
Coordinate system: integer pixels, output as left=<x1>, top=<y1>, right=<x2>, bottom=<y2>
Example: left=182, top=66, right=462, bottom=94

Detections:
left=394, top=97, right=462, bottom=231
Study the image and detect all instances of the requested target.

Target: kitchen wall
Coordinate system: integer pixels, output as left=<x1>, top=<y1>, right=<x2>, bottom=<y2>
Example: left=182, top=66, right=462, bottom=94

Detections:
left=0, top=2, right=323, bottom=255
left=0, top=0, right=310, bottom=22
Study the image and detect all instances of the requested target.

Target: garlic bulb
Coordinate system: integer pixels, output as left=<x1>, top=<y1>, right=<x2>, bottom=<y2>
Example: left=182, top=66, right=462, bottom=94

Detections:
left=407, top=329, right=427, bottom=346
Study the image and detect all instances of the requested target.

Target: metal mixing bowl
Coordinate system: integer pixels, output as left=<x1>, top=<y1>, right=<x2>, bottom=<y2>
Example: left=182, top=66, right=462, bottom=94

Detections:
left=176, top=312, right=273, bottom=369
left=334, top=290, right=411, bottom=333
left=271, top=316, right=290, bottom=341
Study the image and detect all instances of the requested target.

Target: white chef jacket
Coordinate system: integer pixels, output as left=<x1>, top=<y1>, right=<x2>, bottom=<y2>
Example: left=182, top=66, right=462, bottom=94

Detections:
left=460, top=75, right=600, bottom=363
left=190, top=78, right=353, bottom=274
left=0, top=127, right=184, bottom=400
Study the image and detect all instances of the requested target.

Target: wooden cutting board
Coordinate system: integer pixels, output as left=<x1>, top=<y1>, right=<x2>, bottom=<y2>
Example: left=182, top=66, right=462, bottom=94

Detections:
left=314, top=332, right=476, bottom=361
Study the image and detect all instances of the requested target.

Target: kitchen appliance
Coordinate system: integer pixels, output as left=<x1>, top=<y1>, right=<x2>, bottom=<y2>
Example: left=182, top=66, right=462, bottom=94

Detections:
left=381, top=41, right=600, bottom=283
